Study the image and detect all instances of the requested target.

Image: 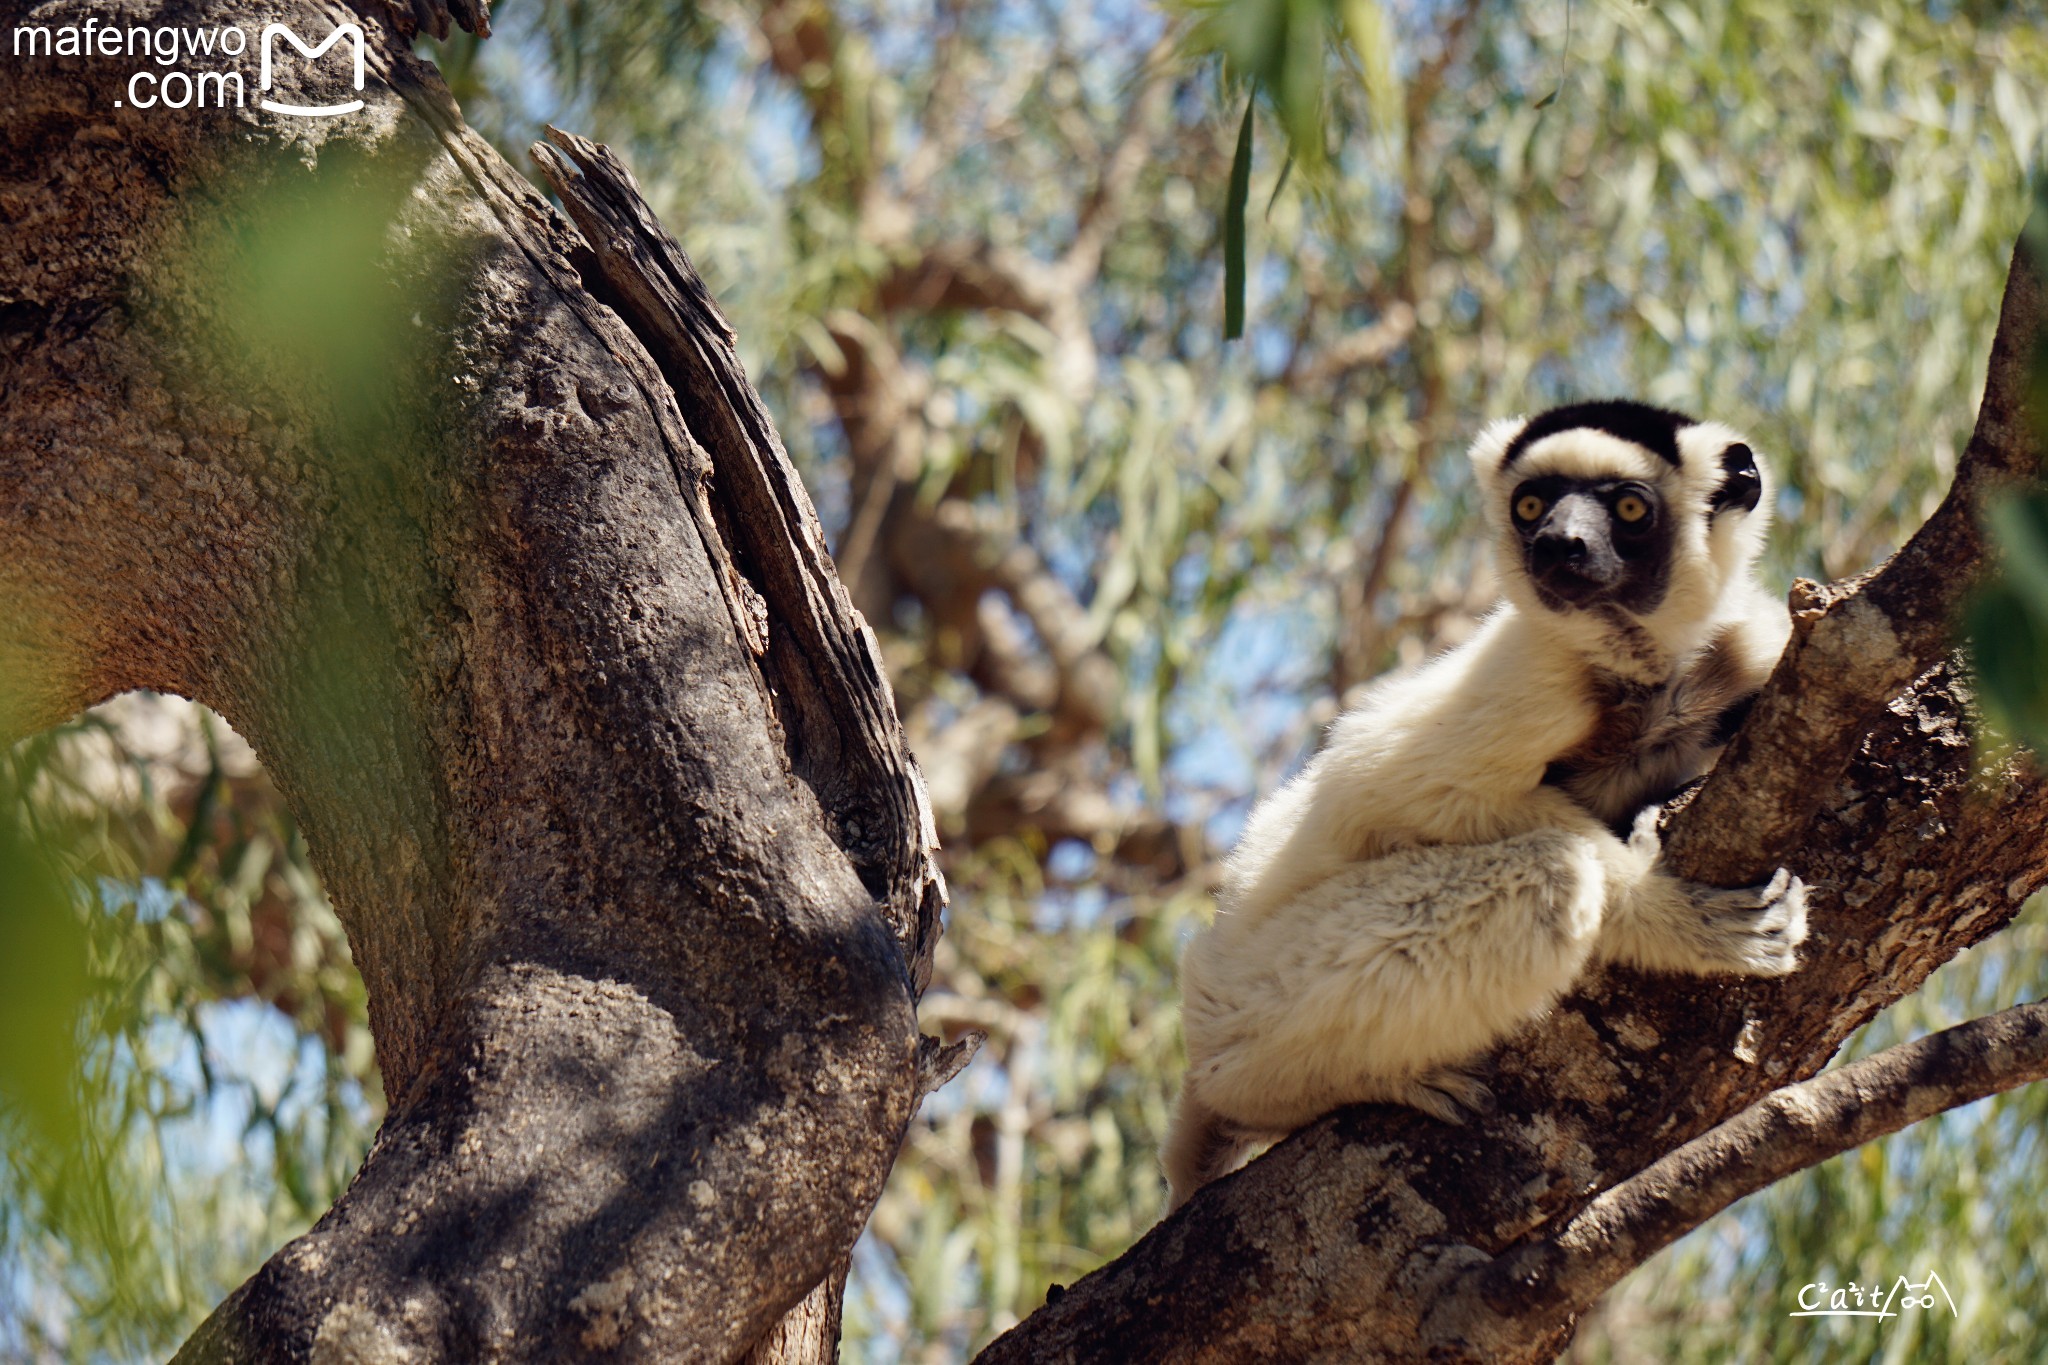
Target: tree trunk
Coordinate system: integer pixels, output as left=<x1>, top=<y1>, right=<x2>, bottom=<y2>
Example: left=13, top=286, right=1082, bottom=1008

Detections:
left=2, top=2, right=946, bottom=1359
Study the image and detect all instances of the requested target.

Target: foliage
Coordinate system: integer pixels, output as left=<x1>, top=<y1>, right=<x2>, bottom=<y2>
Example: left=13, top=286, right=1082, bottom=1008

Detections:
left=1172, top=0, right=1401, bottom=335
left=1179, top=0, right=1394, bottom=162
left=0, top=702, right=373, bottom=1361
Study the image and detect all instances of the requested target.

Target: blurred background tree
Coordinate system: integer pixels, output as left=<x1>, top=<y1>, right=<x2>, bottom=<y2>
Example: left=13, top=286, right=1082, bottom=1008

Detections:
left=5, top=0, right=2046, bottom=1359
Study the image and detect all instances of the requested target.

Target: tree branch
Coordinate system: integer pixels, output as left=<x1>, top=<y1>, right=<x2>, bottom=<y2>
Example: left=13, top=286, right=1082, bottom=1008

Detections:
left=534, top=128, right=947, bottom=989
left=1294, top=300, right=1416, bottom=390
left=1666, top=227, right=2046, bottom=886
left=1422, top=1001, right=2048, bottom=1358
left=874, top=239, right=1060, bottom=320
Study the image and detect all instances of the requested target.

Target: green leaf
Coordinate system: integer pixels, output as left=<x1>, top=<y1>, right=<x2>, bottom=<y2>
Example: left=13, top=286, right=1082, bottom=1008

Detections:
left=1225, top=97, right=1255, bottom=341
left=1266, top=151, right=1295, bottom=219
left=1338, top=0, right=1401, bottom=133
left=0, top=791, right=89, bottom=1143
left=1968, top=493, right=2048, bottom=752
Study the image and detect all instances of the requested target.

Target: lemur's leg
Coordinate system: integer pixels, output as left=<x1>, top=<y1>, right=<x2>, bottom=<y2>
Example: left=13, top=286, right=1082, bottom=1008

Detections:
left=1162, top=1089, right=1258, bottom=1210
left=1176, top=829, right=1609, bottom=1159
left=1592, top=805, right=1808, bottom=976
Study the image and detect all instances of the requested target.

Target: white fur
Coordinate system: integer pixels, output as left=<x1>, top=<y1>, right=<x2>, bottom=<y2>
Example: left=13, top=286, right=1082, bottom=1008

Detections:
left=1471, top=419, right=1776, bottom=682
left=1164, top=412, right=1806, bottom=1207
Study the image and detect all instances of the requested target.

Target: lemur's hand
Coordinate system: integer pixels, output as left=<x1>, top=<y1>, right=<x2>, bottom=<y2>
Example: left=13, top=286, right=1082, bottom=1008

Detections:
left=1631, top=805, right=1810, bottom=977
left=1626, top=803, right=1667, bottom=860
left=1685, top=868, right=1809, bottom=977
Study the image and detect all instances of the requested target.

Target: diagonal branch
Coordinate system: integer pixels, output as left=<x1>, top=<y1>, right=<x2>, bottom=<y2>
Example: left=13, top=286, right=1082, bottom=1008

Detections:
left=1666, top=228, right=2046, bottom=886
left=1422, top=1001, right=2048, bottom=1357
left=874, top=239, right=1061, bottom=319
left=1294, top=300, right=1416, bottom=390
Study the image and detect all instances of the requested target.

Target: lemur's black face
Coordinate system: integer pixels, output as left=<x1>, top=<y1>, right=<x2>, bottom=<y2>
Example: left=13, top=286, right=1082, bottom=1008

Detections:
left=1510, top=475, right=1672, bottom=614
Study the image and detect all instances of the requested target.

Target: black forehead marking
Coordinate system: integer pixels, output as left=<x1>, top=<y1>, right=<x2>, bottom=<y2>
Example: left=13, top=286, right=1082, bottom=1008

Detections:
left=1501, top=400, right=1698, bottom=468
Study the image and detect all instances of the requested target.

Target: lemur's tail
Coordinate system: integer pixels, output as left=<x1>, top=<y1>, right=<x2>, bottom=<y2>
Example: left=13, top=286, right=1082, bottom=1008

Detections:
left=1162, top=1088, right=1253, bottom=1210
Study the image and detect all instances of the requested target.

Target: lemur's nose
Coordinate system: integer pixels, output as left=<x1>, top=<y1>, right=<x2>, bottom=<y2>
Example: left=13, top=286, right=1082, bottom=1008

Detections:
left=1529, top=493, right=1616, bottom=584
left=1531, top=532, right=1587, bottom=571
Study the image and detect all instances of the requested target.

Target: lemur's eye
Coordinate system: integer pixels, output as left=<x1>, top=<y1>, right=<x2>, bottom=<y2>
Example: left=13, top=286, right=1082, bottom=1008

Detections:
left=1614, top=493, right=1650, bottom=524
left=1514, top=493, right=1547, bottom=523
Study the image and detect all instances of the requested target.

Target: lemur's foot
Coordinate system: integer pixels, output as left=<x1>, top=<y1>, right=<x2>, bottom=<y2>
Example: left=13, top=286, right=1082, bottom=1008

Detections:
left=1689, top=868, right=1809, bottom=976
left=1400, top=1068, right=1497, bottom=1124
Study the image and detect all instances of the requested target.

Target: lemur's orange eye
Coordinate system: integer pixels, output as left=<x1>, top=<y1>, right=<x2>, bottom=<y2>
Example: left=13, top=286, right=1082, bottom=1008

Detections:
left=1614, top=493, right=1649, bottom=523
left=1514, top=494, right=1546, bottom=522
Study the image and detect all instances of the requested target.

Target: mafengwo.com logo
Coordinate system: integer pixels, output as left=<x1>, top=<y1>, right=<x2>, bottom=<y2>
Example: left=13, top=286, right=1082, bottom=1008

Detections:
left=9, top=15, right=364, bottom=117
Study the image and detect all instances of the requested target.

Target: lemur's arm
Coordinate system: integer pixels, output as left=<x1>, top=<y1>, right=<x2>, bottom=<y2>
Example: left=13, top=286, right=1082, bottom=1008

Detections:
left=1592, top=803, right=1807, bottom=976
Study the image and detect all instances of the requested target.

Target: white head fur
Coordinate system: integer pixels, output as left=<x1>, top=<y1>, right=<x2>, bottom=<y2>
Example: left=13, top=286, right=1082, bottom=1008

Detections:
left=1467, top=403, right=1775, bottom=681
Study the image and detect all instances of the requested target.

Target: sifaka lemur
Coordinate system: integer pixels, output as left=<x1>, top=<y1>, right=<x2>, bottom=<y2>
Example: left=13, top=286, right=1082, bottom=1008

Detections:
left=1165, top=401, right=1809, bottom=1208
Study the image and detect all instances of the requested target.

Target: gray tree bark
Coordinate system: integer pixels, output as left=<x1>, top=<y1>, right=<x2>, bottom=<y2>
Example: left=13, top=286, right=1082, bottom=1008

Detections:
left=2, top=1, right=947, bottom=1359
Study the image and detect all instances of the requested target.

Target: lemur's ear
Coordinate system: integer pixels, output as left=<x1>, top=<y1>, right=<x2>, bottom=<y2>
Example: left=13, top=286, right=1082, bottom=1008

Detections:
left=1467, top=417, right=1529, bottom=483
left=1712, top=443, right=1761, bottom=515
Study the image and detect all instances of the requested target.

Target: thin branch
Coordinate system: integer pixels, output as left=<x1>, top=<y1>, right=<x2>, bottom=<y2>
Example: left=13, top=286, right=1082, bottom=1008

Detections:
left=1294, top=300, right=1417, bottom=389
left=900, top=0, right=979, bottom=198
left=964, top=769, right=1189, bottom=880
left=821, top=312, right=924, bottom=598
left=873, top=239, right=1059, bottom=320
left=1335, top=461, right=1420, bottom=693
left=1423, top=1001, right=2048, bottom=1358
left=1406, top=0, right=1486, bottom=125
left=1054, top=33, right=1177, bottom=294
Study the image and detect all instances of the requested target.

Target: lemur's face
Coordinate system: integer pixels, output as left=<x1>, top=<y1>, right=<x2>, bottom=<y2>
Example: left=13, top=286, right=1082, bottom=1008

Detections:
left=1471, top=399, right=1770, bottom=629
left=1508, top=474, right=1670, bottom=612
